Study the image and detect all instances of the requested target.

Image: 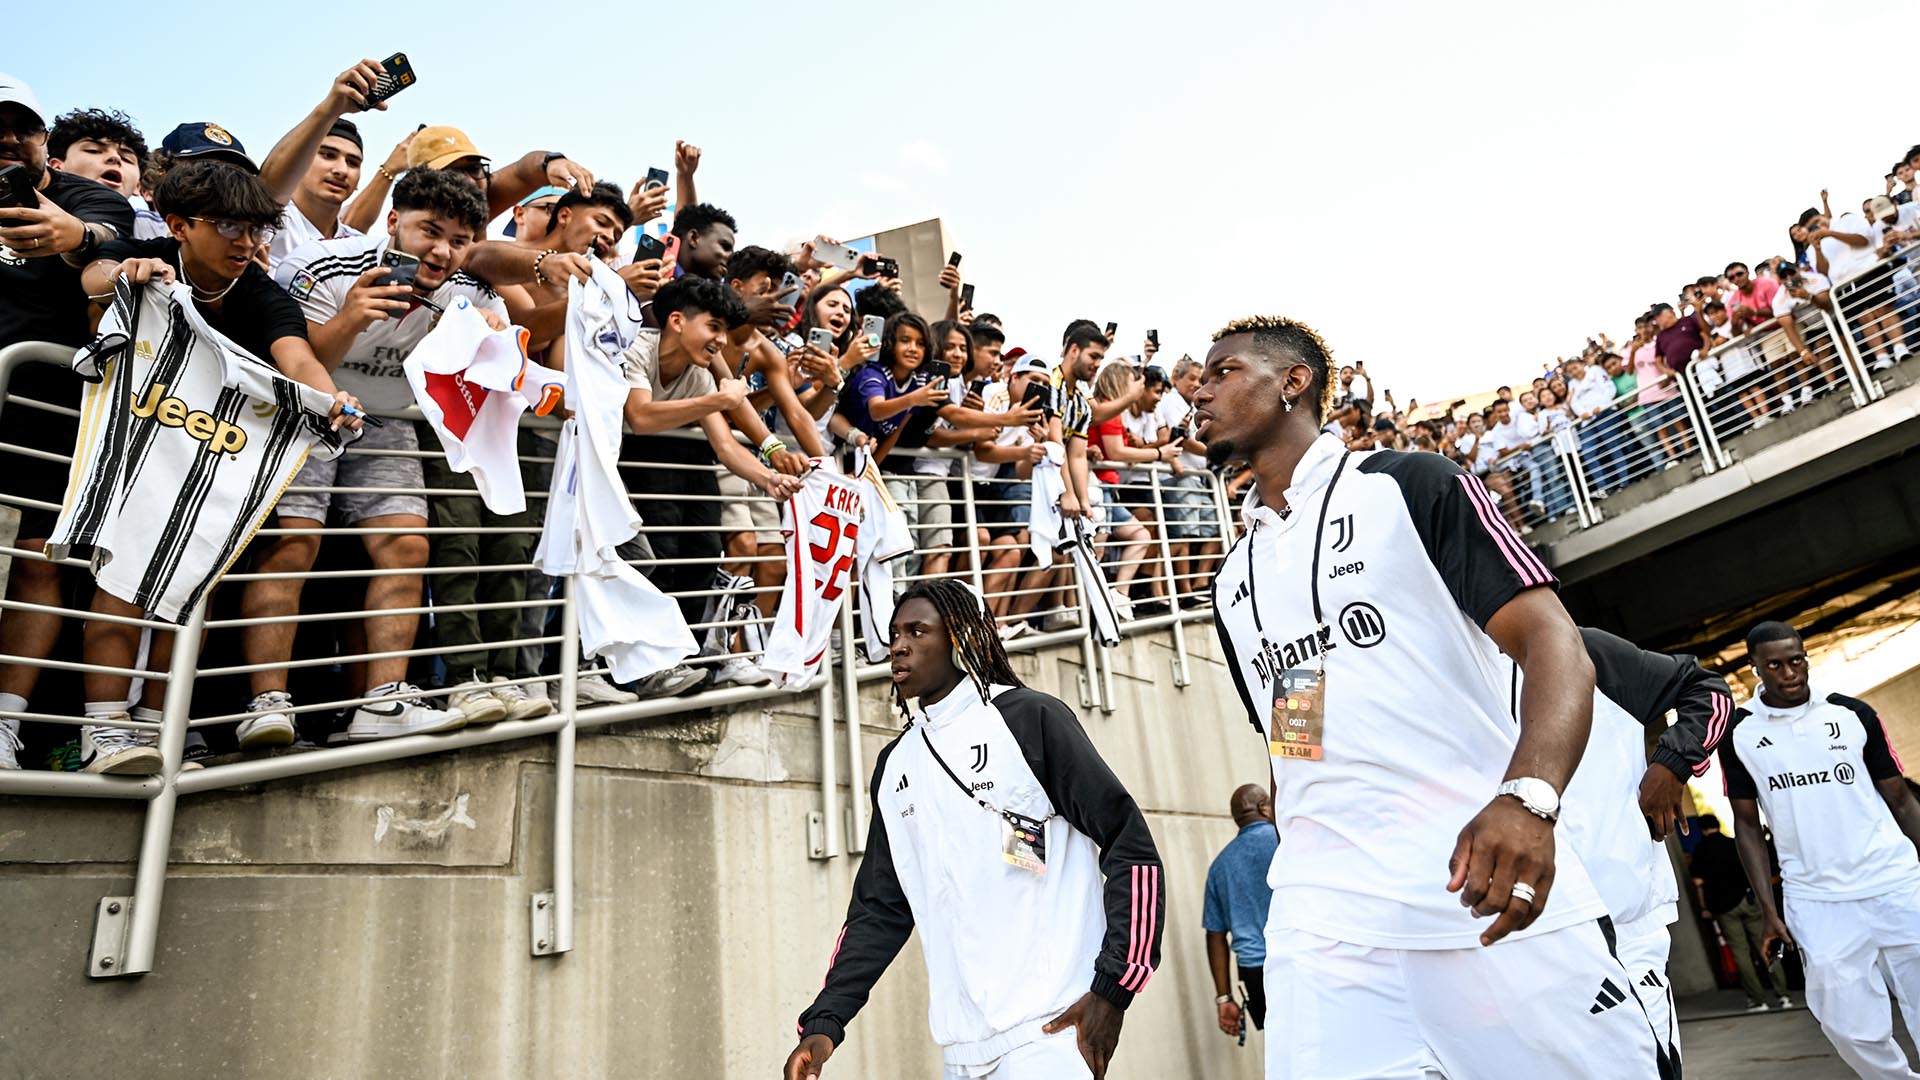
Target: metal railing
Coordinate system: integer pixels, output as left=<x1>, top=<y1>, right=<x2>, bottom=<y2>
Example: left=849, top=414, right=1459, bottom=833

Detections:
left=0, top=346, right=1229, bottom=976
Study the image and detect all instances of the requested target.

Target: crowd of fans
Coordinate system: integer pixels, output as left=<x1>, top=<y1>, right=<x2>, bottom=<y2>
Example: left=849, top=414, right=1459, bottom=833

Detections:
left=1298, top=153, right=1920, bottom=533
left=0, top=61, right=1226, bottom=775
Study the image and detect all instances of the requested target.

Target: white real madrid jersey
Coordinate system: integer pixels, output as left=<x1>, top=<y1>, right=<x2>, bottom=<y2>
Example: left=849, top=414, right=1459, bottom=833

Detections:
left=49, top=280, right=347, bottom=623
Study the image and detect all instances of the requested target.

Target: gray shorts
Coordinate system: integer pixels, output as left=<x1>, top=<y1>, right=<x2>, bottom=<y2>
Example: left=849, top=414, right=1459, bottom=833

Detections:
left=886, top=475, right=953, bottom=551
left=1163, top=473, right=1219, bottom=540
left=717, top=471, right=783, bottom=546
left=275, top=420, right=428, bottom=524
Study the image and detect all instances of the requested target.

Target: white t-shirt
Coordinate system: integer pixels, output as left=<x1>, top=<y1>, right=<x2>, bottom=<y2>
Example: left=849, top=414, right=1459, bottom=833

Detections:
left=1720, top=689, right=1920, bottom=903
left=1570, top=367, right=1617, bottom=418
left=970, top=380, right=1027, bottom=483
left=1772, top=272, right=1832, bottom=317
left=1348, top=372, right=1371, bottom=402
left=913, top=380, right=969, bottom=478
left=1819, top=212, right=1884, bottom=285
left=1117, top=404, right=1164, bottom=486
left=276, top=235, right=508, bottom=413
left=1155, top=388, right=1205, bottom=471
left=1482, top=418, right=1527, bottom=470
left=268, top=200, right=359, bottom=273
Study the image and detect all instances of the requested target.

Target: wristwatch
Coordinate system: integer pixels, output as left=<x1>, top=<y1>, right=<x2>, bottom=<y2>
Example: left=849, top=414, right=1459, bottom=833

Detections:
left=1215, top=994, right=1234, bottom=1005
left=541, top=151, right=568, bottom=169
left=1496, top=777, right=1561, bottom=822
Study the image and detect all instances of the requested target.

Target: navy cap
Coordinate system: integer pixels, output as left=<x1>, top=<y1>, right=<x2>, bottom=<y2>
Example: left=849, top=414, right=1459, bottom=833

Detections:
left=160, top=122, right=258, bottom=172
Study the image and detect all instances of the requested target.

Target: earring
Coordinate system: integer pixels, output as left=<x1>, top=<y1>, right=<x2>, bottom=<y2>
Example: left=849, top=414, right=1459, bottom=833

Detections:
left=1282, top=395, right=1294, bottom=413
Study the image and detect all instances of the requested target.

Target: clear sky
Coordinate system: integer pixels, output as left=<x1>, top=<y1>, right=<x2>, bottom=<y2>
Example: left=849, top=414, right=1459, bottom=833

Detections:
left=15, top=0, right=1909, bottom=405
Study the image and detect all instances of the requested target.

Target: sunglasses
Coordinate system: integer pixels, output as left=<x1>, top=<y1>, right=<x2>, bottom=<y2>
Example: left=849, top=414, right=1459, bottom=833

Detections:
left=446, top=159, right=492, bottom=182
left=191, top=217, right=278, bottom=246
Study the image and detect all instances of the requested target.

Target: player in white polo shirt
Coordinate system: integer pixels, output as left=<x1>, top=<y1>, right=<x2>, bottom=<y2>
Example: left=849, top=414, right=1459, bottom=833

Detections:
left=1718, top=620, right=1920, bottom=1080
left=1195, top=315, right=1669, bottom=1079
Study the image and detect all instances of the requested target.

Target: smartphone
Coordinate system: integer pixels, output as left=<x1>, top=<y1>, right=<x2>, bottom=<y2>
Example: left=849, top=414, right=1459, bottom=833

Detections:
left=812, top=237, right=862, bottom=272
left=633, top=231, right=667, bottom=262
left=1170, top=424, right=1189, bottom=441
left=775, top=270, right=804, bottom=308
left=947, top=251, right=963, bottom=267
left=643, top=166, right=670, bottom=192
left=363, top=53, right=418, bottom=111
left=926, top=359, right=953, bottom=380
left=1021, top=377, right=1054, bottom=416
left=862, top=254, right=899, bottom=278
left=968, top=378, right=989, bottom=397
left=1766, top=939, right=1785, bottom=965
left=1147, top=328, right=1160, bottom=347
left=1105, top=321, right=1118, bottom=339
left=960, top=282, right=975, bottom=309
left=807, top=327, right=835, bottom=353
left=0, top=164, right=32, bottom=227
left=660, top=233, right=681, bottom=266
left=861, top=314, right=885, bottom=348
left=379, top=248, right=421, bottom=288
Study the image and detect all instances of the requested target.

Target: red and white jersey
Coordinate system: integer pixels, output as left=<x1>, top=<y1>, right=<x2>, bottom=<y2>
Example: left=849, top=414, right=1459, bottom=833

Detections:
left=759, top=453, right=911, bottom=688
left=405, top=297, right=562, bottom=515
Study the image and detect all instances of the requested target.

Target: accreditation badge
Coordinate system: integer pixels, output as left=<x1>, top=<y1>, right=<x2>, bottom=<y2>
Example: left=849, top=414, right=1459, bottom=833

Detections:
left=1000, top=810, right=1049, bottom=874
left=1270, top=665, right=1327, bottom=761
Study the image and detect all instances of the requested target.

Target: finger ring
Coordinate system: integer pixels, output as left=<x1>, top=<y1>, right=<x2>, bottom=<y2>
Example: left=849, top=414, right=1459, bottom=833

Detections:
left=1511, top=882, right=1537, bottom=905
left=29, top=238, right=40, bottom=249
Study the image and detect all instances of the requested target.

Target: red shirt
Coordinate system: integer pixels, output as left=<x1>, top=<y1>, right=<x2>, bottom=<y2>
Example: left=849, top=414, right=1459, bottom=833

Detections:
left=1090, top=416, right=1125, bottom=484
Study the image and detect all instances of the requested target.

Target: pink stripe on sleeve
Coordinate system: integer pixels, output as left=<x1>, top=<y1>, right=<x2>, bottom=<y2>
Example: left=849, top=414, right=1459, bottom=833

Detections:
left=1455, top=474, right=1549, bottom=586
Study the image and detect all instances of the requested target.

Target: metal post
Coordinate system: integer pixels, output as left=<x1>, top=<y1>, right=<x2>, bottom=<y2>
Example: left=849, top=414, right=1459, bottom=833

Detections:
left=838, top=580, right=866, bottom=855
left=1148, top=470, right=1191, bottom=688
left=1674, top=372, right=1721, bottom=474
left=533, top=583, right=579, bottom=957
left=811, top=638, right=842, bottom=861
left=105, top=603, right=206, bottom=977
left=957, top=457, right=987, bottom=598
left=1819, top=296, right=1880, bottom=405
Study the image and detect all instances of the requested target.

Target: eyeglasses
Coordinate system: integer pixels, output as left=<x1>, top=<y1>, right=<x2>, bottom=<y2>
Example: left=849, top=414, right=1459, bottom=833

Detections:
left=191, top=217, right=278, bottom=246
left=446, top=159, right=491, bottom=183
left=0, top=116, right=46, bottom=139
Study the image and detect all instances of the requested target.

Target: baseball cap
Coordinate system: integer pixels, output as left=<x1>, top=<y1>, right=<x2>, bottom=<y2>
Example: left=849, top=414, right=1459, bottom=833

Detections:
left=1012, top=353, right=1050, bottom=376
left=160, top=122, right=258, bottom=172
left=410, top=126, right=486, bottom=171
left=1868, top=195, right=1900, bottom=223
left=0, top=73, right=46, bottom=128
left=516, top=185, right=569, bottom=208
left=1002, top=346, right=1028, bottom=366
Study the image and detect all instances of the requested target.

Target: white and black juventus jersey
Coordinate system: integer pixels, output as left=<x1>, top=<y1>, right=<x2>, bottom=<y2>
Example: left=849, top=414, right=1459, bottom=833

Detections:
left=1210, top=434, right=1607, bottom=949
left=1515, top=629, right=1734, bottom=927
left=798, top=682, right=1164, bottom=1069
left=49, top=280, right=347, bottom=623
left=275, top=234, right=508, bottom=413
left=1720, top=689, right=1920, bottom=902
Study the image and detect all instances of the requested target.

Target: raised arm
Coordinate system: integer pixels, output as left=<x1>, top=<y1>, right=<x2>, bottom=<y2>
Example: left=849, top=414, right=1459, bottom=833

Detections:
left=260, top=61, right=384, bottom=206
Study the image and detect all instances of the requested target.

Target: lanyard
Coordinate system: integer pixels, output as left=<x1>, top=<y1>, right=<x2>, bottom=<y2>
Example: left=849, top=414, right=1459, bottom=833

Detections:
left=1245, top=449, right=1352, bottom=638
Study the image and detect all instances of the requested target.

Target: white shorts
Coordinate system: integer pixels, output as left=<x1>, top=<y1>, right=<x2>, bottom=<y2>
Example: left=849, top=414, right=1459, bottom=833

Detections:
left=1614, top=910, right=1679, bottom=1067
left=1785, top=878, right=1920, bottom=1079
left=1263, top=920, right=1671, bottom=1080
left=943, top=1026, right=1090, bottom=1079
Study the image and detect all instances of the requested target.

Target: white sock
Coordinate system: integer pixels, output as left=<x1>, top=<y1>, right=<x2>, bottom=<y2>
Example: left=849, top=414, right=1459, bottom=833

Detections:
left=130, top=706, right=163, bottom=744
left=85, top=700, right=129, bottom=725
left=0, top=692, right=25, bottom=722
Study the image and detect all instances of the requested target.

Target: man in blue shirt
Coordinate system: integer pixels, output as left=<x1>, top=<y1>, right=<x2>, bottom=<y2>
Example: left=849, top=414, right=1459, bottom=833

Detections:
left=1203, top=783, right=1278, bottom=1036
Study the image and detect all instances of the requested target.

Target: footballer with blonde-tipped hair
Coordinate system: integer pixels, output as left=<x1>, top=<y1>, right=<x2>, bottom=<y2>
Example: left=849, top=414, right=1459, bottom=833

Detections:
left=1196, top=316, right=1673, bottom=1079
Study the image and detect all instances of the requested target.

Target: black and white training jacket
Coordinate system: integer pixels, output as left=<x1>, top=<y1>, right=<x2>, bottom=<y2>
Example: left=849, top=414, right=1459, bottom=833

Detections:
left=797, top=681, right=1164, bottom=1070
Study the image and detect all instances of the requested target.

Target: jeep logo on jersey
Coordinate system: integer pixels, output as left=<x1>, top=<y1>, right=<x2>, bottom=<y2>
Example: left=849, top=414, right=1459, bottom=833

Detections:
left=1338, top=602, right=1386, bottom=648
left=1836, top=762, right=1857, bottom=785
left=130, top=384, right=247, bottom=457
left=1330, top=514, right=1355, bottom=553
left=1768, top=769, right=1832, bottom=790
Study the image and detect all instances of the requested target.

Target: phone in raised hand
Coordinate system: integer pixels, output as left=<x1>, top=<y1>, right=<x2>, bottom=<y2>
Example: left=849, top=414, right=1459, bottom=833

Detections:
left=643, top=167, right=670, bottom=192
left=812, top=237, right=862, bottom=271
left=960, top=283, right=975, bottom=309
left=0, top=164, right=34, bottom=227
left=634, top=232, right=667, bottom=262
left=362, top=53, right=418, bottom=111
left=775, top=271, right=805, bottom=308
left=807, top=327, right=835, bottom=353
left=861, top=314, right=885, bottom=348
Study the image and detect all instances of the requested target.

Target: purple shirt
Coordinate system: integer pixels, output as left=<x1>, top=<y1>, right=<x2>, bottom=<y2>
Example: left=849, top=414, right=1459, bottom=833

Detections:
left=1654, top=316, right=1704, bottom=375
left=842, top=361, right=918, bottom=439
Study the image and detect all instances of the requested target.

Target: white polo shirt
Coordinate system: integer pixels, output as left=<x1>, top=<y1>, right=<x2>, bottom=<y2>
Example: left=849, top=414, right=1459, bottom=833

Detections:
left=1209, top=435, right=1607, bottom=949
left=1719, top=689, right=1920, bottom=903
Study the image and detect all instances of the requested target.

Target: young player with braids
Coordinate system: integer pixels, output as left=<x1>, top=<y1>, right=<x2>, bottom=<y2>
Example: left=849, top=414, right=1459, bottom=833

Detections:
left=786, top=579, right=1165, bottom=1080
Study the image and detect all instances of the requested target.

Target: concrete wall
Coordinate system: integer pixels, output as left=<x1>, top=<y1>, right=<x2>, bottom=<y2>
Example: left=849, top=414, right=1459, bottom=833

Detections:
left=0, top=627, right=1269, bottom=1080
left=1865, top=663, right=1920, bottom=759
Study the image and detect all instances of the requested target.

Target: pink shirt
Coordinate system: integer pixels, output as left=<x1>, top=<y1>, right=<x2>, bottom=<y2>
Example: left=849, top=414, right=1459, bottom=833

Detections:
left=1633, top=342, right=1675, bottom=404
left=1731, top=278, right=1780, bottom=321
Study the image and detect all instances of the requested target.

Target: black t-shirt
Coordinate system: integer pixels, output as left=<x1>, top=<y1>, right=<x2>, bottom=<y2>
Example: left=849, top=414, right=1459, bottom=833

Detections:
left=0, top=169, right=136, bottom=349
left=1689, top=832, right=1753, bottom=915
left=95, top=236, right=309, bottom=361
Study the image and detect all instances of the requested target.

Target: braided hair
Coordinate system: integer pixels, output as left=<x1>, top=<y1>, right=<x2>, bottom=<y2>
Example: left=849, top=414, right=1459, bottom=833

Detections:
left=892, top=579, right=1023, bottom=715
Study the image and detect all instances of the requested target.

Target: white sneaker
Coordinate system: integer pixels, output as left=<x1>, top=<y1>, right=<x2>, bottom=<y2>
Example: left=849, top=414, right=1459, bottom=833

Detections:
left=567, top=673, right=639, bottom=707
left=447, top=677, right=508, bottom=726
left=79, top=720, right=162, bottom=775
left=1777, top=996, right=1793, bottom=1009
left=0, top=720, right=20, bottom=770
left=1745, top=1001, right=1771, bottom=1013
left=1894, top=343, right=1913, bottom=361
left=711, top=657, right=772, bottom=687
left=345, top=683, right=467, bottom=741
left=1752, top=414, right=1772, bottom=429
left=1107, top=590, right=1136, bottom=622
left=489, top=677, right=555, bottom=722
left=997, top=621, right=1032, bottom=642
left=238, top=690, right=298, bottom=750
left=1798, top=387, right=1815, bottom=406
left=1870, top=352, right=1896, bottom=371
left=1041, top=609, right=1081, bottom=632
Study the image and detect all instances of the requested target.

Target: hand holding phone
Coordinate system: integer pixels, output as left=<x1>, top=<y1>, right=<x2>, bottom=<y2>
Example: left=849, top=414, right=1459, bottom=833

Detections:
left=379, top=248, right=422, bottom=288
left=861, top=314, right=885, bottom=348
left=812, top=237, right=862, bottom=272
left=361, top=53, right=417, bottom=111
left=643, top=167, right=670, bottom=192
left=0, top=164, right=35, bottom=228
